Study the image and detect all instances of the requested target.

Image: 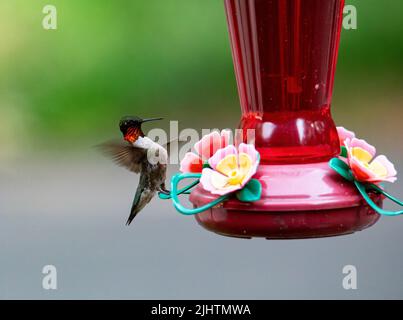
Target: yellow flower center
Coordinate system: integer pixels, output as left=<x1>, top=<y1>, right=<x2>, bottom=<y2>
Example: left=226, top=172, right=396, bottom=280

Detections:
left=351, top=147, right=388, bottom=178
left=211, top=152, right=253, bottom=188
left=227, top=169, right=245, bottom=185
left=352, top=147, right=372, bottom=164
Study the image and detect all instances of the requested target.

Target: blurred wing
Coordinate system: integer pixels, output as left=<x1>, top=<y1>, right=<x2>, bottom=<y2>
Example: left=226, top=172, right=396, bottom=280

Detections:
left=97, top=140, right=147, bottom=174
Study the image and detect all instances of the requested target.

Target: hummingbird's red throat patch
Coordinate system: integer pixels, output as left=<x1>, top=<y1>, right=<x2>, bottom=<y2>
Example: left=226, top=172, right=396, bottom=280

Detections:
left=124, top=127, right=142, bottom=143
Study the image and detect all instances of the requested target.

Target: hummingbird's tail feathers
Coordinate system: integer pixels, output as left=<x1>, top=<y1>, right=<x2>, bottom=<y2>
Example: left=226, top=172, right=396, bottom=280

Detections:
left=126, top=184, right=155, bottom=226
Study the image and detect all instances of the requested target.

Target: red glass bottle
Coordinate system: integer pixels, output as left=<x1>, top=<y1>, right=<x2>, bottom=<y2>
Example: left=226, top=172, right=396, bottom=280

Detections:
left=225, top=0, right=343, bottom=164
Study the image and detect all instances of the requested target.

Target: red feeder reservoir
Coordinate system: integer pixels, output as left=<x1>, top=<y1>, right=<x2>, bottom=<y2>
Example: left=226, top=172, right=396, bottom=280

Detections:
left=190, top=0, right=382, bottom=239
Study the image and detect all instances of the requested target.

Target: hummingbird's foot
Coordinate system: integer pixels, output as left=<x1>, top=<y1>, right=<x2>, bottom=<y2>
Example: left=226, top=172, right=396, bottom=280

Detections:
left=158, top=185, right=171, bottom=195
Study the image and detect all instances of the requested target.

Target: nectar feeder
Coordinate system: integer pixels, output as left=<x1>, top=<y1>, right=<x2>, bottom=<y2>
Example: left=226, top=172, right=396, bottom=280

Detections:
left=189, top=0, right=382, bottom=239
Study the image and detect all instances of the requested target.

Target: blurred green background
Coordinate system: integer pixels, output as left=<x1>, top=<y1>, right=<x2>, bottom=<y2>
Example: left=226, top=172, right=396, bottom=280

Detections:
left=0, top=0, right=402, bottom=159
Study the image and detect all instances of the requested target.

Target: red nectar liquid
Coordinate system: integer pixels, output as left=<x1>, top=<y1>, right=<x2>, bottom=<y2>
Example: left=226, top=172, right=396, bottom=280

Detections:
left=225, top=0, right=345, bottom=164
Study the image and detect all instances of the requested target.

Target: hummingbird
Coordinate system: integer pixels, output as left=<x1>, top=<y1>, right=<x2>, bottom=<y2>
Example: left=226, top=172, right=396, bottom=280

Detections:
left=99, top=116, right=169, bottom=225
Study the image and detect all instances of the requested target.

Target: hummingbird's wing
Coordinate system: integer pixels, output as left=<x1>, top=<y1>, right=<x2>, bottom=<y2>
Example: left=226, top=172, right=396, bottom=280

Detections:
left=97, top=141, right=147, bottom=174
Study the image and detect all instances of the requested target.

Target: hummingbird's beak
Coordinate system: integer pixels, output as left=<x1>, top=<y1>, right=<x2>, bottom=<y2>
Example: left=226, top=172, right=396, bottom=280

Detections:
left=141, top=117, right=163, bottom=123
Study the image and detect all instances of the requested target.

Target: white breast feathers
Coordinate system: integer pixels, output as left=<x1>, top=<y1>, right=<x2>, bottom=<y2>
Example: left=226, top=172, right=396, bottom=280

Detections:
left=133, top=137, right=168, bottom=165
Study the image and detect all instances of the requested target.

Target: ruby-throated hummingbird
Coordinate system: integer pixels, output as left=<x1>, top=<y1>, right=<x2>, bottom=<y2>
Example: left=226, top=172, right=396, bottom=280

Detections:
left=100, top=116, right=169, bottom=225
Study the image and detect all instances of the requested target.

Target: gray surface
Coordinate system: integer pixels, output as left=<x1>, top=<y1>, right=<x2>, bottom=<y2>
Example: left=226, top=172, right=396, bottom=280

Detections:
left=1, top=156, right=403, bottom=300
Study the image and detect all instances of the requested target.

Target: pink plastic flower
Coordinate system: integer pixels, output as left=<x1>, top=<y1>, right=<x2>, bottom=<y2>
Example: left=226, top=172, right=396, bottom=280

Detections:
left=199, top=143, right=259, bottom=195
left=345, top=138, right=397, bottom=183
left=180, top=130, right=231, bottom=173
left=337, top=126, right=355, bottom=146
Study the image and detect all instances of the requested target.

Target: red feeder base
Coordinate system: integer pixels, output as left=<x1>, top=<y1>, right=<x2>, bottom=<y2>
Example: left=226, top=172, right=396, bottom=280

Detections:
left=193, top=204, right=381, bottom=239
left=190, top=162, right=382, bottom=239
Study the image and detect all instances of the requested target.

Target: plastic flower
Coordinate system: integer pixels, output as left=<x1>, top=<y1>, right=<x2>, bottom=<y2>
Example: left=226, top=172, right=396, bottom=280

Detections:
left=180, top=130, right=231, bottom=173
left=336, top=126, right=355, bottom=146
left=345, top=138, right=397, bottom=183
left=199, top=143, right=259, bottom=195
